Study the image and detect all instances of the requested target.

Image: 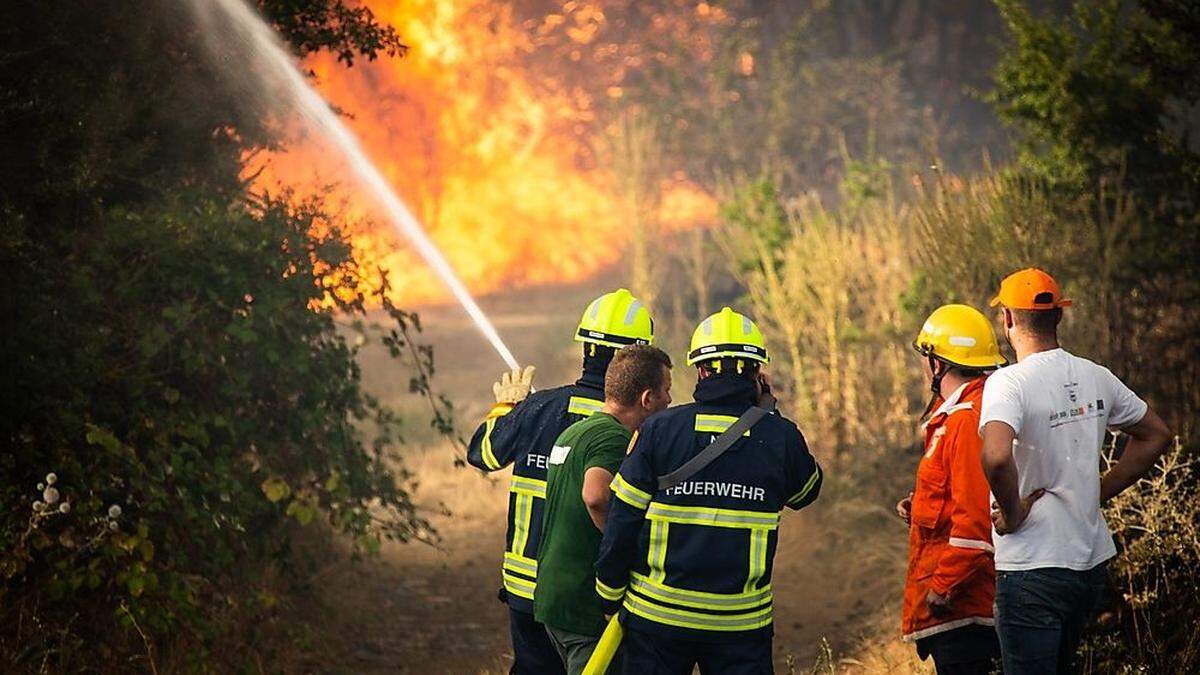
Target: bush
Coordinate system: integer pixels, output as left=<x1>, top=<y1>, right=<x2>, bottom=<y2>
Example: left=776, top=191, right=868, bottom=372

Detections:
left=0, top=194, right=436, bottom=670
left=1085, top=438, right=1200, bottom=672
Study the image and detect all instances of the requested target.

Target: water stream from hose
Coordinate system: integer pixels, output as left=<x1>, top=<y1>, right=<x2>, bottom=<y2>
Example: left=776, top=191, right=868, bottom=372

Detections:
left=190, top=0, right=521, bottom=370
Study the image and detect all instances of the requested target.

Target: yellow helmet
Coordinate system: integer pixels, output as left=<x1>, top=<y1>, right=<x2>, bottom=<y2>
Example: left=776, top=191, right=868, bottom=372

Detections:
left=913, top=304, right=1006, bottom=370
left=576, top=288, right=654, bottom=347
left=687, top=307, right=769, bottom=365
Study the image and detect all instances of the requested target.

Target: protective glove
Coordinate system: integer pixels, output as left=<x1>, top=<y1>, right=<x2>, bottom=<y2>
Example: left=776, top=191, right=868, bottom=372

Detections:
left=493, top=365, right=536, bottom=405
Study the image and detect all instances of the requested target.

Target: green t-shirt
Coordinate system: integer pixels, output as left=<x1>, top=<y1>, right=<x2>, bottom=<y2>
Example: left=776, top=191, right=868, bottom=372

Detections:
left=534, top=412, right=631, bottom=636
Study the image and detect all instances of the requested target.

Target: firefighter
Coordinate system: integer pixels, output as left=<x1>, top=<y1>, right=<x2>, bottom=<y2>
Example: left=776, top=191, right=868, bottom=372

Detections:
left=898, top=304, right=1005, bottom=674
left=467, top=289, right=654, bottom=675
left=594, top=307, right=823, bottom=674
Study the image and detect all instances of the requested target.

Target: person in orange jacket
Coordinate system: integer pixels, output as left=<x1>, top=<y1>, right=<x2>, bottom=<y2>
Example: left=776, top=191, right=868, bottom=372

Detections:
left=896, top=304, right=1005, bottom=674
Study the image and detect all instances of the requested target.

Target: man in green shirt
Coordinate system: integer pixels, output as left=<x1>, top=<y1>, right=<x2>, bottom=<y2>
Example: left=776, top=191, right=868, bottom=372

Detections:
left=535, top=344, right=673, bottom=674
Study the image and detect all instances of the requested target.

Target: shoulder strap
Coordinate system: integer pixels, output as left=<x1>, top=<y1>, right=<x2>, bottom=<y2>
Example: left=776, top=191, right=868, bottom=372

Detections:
left=656, top=395, right=776, bottom=491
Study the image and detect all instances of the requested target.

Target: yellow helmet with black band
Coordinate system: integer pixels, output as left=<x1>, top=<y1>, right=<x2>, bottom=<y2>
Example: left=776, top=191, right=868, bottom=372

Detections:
left=687, top=307, right=769, bottom=366
left=576, top=288, right=654, bottom=348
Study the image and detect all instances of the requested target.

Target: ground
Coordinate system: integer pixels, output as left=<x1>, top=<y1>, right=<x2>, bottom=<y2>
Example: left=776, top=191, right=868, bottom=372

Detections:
left=305, top=277, right=930, bottom=674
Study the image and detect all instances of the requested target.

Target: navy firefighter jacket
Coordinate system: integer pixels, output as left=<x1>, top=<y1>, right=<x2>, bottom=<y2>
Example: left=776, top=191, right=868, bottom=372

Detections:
left=594, top=374, right=823, bottom=641
left=466, top=372, right=605, bottom=615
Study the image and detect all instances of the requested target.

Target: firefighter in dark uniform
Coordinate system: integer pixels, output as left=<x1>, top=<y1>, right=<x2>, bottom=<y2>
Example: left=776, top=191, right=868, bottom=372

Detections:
left=594, top=307, right=823, bottom=674
left=467, top=289, right=655, bottom=675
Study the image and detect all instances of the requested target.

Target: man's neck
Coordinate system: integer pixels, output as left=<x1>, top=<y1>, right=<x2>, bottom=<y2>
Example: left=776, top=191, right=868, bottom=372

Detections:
left=1012, top=332, right=1060, bottom=362
left=938, top=371, right=972, bottom=400
left=602, top=401, right=640, bottom=432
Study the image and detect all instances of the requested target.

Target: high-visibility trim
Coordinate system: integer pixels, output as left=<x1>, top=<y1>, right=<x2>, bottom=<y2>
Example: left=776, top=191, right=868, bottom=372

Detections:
left=612, top=474, right=652, bottom=510
left=503, top=551, right=538, bottom=577
left=694, top=413, right=751, bottom=437
left=510, top=493, right=533, bottom=556
left=595, top=577, right=626, bottom=601
left=745, top=528, right=769, bottom=593
left=510, top=475, right=547, bottom=499
left=623, top=593, right=773, bottom=632
left=486, top=402, right=514, bottom=420
left=902, top=616, right=995, bottom=642
left=645, top=502, right=780, bottom=530
left=631, top=573, right=771, bottom=611
left=687, top=342, right=769, bottom=365
left=480, top=417, right=502, bottom=470
left=647, top=520, right=669, bottom=583
left=502, top=569, right=537, bottom=600
left=948, top=537, right=995, bottom=554
left=567, top=396, right=604, bottom=417
left=576, top=327, right=650, bottom=348
left=787, top=465, right=822, bottom=506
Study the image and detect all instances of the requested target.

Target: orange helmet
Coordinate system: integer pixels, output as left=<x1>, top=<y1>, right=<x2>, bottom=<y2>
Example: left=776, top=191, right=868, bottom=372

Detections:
left=990, top=268, right=1072, bottom=310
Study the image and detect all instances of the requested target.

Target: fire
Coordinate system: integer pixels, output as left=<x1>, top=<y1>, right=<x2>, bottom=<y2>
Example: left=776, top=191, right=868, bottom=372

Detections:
left=253, top=0, right=716, bottom=304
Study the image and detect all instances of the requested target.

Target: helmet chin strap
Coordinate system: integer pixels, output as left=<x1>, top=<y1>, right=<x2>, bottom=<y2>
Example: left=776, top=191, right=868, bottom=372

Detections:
left=921, top=354, right=948, bottom=420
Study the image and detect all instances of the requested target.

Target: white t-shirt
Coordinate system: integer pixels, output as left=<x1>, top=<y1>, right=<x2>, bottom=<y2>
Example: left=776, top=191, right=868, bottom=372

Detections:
left=979, top=348, right=1147, bottom=571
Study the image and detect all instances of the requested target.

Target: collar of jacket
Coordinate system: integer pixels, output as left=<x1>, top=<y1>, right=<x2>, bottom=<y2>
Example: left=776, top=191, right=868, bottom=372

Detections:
left=576, top=345, right=615, bottom=392
left=694, top=372, right=758, bottom=406
left=928, top=376, right=987, bottom=421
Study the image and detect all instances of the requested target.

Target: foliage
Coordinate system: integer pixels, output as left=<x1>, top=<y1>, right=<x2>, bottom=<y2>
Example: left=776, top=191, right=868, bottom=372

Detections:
left=0, top=0, right=440, bottom=670
left=721, top=164, right=1198, bottom=668
left=992, top=0, right=1200, bottom=194
left=0, top=191, right=440, bottom=669
left=521, top=0, right=1006, bottom=198
left=1087, top=438, right=1200, bottom=672
left=718, top=180, right=918, bottom=463
left=259, top=0, right=407, bottom=65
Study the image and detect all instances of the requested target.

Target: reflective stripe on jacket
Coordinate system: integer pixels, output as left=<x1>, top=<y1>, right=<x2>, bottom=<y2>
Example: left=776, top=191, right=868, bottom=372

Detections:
left=901, top=376, right=996, bottom=641
left=594, top=375, right=823, bottom=642
left=466, top=383, right=604, bottom=614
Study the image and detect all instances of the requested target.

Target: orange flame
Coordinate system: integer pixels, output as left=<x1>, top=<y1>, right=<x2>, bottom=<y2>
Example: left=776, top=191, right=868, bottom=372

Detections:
left=254, top=0, right=716, bottom=304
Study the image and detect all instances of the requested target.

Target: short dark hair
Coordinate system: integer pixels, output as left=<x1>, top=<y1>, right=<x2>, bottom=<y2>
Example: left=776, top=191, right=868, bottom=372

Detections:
left=1011, top=308, right=1062, bottom=337
left=605, top=345, right=672, bottom=406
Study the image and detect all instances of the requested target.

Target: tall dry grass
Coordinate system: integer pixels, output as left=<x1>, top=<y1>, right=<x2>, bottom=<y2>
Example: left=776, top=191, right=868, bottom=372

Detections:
left=718, top=183, right=921, bottom=464
left=710, top=169, right=1198, bottom=672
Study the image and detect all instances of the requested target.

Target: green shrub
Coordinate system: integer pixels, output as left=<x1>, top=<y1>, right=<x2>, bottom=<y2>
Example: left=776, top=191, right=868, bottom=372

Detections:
left=0, top=194, right=436, bottom=669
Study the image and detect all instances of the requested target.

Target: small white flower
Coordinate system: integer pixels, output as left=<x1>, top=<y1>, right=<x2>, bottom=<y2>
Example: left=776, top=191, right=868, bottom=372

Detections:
left=108, top=505, right=122, bottom=519
left=45, top=472, right=57, bottom=486
left=108, top=520, right=120, bottom=532
left=58, top=502, right=71, bottom=514
left=43, top=487, right=60, bottom=505
left=32, top=500, right=45, bottom=512
left=354, top=334, right=366, bottom=347
left=38, top=482, right=45, bottom=491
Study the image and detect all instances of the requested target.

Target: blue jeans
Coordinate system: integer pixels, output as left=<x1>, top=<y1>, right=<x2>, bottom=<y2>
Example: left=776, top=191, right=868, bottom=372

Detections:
left=994, top=562, right=1108, bottom=675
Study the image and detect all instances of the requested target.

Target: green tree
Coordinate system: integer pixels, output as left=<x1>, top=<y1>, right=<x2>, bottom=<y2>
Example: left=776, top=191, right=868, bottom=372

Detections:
left=990, top=0, right=1200, bottom=439
left=0, top=1, right=437, bottom=669
left=992, top=0, right=1200, bottom=193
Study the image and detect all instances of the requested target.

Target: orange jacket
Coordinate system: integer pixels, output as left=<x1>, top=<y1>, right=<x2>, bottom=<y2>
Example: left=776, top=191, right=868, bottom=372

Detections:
left=901, top=376, right=996, bottom=642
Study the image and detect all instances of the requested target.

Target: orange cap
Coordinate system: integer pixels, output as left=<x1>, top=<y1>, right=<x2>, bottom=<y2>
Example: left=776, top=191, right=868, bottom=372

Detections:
left=989, top=268, right=1072, bottom=310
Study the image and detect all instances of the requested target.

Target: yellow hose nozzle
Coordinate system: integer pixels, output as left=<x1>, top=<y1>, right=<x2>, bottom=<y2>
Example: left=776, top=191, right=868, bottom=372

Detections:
left=581, top=615, right=624, bottom=675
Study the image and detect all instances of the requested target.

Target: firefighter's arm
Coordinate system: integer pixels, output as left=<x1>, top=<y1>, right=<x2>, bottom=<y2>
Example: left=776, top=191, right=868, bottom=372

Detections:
left=594, top=430, right=655, bottom=612
left=466, top=367, right=536, bottom=471
left=784, top=424, right=823, bottom=510
left=929, top=417, right=994, bottom=597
